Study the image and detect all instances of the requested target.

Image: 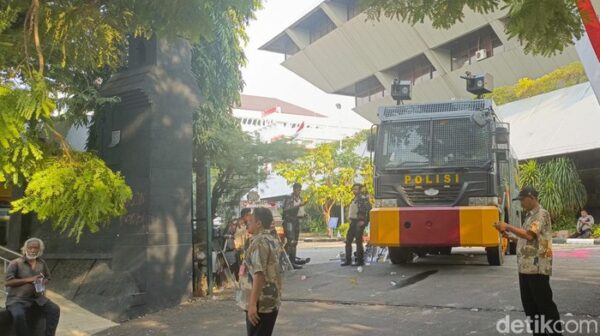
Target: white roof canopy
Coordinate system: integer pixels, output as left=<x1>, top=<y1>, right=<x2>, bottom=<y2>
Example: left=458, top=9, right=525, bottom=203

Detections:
left=497, top=82, right=600, bottom=160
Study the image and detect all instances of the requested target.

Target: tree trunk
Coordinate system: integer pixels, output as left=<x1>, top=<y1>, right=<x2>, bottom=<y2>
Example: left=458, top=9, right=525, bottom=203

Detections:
left=321, top=199, right=334, bottom=230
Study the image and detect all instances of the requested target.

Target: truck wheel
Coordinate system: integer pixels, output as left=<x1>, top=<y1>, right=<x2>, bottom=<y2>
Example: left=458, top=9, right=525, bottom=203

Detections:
left=389, top=247, right=414, bottom=264
left=509, top=241, right=517, bottom=255
left=486, top=244, right=504, bottom=266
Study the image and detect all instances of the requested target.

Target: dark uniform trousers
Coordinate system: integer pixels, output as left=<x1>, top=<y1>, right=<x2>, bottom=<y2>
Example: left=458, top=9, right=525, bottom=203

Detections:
left=283, top=218, right=300, bottom=261
left=345, top=219, right=365, bottom=264
left=7, top=300, right=60, bottom=336
left=519, top=273, right=563, bottom=336
left=246, top=309, right=278, bottom=336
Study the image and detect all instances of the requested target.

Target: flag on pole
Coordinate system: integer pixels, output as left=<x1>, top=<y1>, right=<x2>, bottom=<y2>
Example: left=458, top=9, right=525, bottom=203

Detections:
left=578, top=0, right=600, bottom=61
left=291, top=121, right=305, bottom=140
left=262, top=105, right=281, bottom=118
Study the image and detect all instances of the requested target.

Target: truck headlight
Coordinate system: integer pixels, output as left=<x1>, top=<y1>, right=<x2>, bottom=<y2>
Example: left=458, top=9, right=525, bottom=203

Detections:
left=375, top=199, right=397, bottom=208
left=468, top=197, right=499, bottom=206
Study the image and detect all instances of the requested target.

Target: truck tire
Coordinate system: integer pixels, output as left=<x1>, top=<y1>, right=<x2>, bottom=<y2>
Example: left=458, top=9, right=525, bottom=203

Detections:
left=486, top=244, right=504, bottom=266
left=389, top=247, right=414, bottom=264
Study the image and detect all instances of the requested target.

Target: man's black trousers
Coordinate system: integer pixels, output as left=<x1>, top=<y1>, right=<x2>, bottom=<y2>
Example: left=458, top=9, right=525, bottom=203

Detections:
left=345, top=219, right=365, bottom=264
left=519, top=273, right=563, bottom=336
left=283, top=218, right=300, bottom=261
left=7, top=300, right=60, bottom=336
left=246, top=309, right=278, bottom=336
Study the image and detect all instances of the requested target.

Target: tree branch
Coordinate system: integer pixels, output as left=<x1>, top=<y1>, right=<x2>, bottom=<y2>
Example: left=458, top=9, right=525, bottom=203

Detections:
left=31, top=0, right=44, bottom=74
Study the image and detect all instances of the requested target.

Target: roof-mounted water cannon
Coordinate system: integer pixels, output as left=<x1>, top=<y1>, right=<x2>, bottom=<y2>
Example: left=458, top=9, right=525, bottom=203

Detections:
left=391, top=79, right=412, bottom=105
left=460, top=72, right=494, bottom=98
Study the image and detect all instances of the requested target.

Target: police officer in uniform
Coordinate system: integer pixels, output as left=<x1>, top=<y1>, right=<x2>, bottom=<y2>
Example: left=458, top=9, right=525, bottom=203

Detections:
left=494, top=186, right=563, bottom=336
left=342, top=183, right=372, bottom=267
left=282, top=183, right=310, bottom=269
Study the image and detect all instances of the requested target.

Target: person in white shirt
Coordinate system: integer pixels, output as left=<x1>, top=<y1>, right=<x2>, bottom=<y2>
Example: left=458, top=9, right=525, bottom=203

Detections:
left=570, top=209, right=594, bottom=238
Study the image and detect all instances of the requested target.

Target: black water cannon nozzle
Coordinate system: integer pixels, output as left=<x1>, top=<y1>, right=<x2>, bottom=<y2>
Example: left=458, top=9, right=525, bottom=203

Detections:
left=461, top=72, right=494, bottom=98
left=391, top=79, right=412, bottom=105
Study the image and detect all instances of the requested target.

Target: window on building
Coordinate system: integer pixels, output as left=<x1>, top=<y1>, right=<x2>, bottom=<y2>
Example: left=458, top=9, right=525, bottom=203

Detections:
left=354, top=76, right=386, bottom=107
left=299, top=10, right=336, bottom=44
left=391, top=54, right=438, bottom=85
left=284, top=38, right=300, bottom=60
left=447, top=25, right=503, bottom=71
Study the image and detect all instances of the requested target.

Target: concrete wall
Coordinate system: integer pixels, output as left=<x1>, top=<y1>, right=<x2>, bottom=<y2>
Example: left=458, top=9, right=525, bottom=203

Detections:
left=27, top=37, right=199, bottom=321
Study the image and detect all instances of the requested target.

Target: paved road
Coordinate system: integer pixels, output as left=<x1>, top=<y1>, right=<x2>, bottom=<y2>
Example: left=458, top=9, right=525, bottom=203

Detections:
left=96, top=244, right=600, bottom=336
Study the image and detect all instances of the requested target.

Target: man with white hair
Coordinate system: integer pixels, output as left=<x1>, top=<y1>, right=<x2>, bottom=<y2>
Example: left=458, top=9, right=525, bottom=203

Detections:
left=5, top=237, right=60, bottom=336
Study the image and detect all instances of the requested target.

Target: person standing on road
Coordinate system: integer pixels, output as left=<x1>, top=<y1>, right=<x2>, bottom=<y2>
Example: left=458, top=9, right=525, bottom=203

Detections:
left=282, top=183, right=309, bottom=269
left=493, top=186, right=563, bottom=336
left=342, top=183, right=372, bottom=267
left=238, top=207, right=283, bottom=336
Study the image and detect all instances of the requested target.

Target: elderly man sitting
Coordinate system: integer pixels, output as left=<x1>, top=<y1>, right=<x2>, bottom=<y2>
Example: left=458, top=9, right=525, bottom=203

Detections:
left=5, top=238, right=60, bottom=336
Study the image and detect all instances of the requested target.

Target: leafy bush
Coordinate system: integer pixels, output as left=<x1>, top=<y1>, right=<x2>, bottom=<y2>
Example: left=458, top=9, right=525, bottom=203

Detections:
left=486, top=62, right=588, bottom=105
left=337, top=222, right=350, bottom=239
left=592, top=226, right=600, bottom=239
left=519, top=157, right=586, bottom=225
left=304, top=218, right=326, bottom=234
left=552, top=214, right=576, bottom=233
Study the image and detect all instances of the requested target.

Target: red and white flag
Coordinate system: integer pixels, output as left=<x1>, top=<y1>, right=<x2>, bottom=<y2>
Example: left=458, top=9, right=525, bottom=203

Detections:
left=291, top=121, right=305, bottom=139
left=262, top=105, right=281, bottom=118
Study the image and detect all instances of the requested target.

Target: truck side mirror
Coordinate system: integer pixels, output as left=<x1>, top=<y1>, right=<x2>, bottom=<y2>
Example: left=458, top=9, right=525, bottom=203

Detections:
left=495, top=126, right=509, bottom=145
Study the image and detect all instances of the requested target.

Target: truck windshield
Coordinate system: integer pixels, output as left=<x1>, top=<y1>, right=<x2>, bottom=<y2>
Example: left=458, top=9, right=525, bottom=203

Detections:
left=377, top=118, right=492, bottom=169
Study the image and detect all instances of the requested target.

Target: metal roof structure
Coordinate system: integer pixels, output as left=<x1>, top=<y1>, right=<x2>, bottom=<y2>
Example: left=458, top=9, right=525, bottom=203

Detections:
left=497, top=82, right=600, bottom=160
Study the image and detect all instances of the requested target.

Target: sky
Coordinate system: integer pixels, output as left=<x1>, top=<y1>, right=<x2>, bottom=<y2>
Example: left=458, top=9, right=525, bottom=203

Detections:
left=241, top=0, right=371, bottom=128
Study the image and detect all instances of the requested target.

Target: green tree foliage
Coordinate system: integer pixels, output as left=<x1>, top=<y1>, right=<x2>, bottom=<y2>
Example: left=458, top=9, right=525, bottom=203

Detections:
left=11, top=153, right=132, bottom=240
left=519, top=157, right=587, bottom=230
left=486, top=62, right=588, bottom=105
left=211, top=130, right=304, bottom=219
left=361, top=0, right=584, bottom=56
left=275, top=131, right=371, bottom=226
left=0, top=0, right=262, bottom=239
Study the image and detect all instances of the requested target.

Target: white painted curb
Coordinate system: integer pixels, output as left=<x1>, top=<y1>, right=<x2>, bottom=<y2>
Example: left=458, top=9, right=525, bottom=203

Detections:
left=565, top=238, right=595, bottom=244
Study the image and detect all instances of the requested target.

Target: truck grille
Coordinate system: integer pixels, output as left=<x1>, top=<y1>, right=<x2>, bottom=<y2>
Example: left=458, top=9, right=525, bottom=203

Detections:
left=400, top=184, right=463, bottom=206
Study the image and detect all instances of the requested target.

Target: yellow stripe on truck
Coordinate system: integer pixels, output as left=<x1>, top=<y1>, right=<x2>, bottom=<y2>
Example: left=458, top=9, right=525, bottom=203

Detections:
left=458, top=206, right=500, bottom=247
left=369, top=208, right=400, bottom=246
left=369, top=206, right=500, bottom=247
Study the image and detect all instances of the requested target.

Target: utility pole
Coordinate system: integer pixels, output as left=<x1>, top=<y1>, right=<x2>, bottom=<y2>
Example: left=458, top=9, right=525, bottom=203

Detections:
left=336, top=104, right=344, bottom=230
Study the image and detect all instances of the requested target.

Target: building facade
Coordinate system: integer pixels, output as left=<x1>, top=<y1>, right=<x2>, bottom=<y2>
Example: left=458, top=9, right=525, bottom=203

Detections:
left=261, top=0, right=580, bottom=123
left=235, top=94, right=367, bottom=201
left=235, top=94, right=365, bottom=148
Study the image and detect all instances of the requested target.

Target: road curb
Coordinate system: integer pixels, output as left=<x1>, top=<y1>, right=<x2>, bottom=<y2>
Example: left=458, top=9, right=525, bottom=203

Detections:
left=552, top=238, right=600, bottom=245
left=302, top=238, right=344, bottom=243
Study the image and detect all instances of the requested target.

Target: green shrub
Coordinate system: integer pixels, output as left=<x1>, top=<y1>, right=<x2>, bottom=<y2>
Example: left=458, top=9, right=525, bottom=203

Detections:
left=552, top=215, right=576, bottom=232
left=592, top=226, right=600, bottom=239
left=519, top=158, right=587, bottom=227
left=337, top=222, right=350, bottom=239
left=305, top=218, right=327, bottom=234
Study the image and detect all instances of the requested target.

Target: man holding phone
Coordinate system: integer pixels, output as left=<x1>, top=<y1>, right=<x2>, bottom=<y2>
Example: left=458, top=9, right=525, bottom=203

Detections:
left=493, top=186, right=562, bottom=336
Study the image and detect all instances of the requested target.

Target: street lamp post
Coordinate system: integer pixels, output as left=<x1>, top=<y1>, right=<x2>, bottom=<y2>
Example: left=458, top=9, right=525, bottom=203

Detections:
left=336, top=104, right=344, bottom=237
